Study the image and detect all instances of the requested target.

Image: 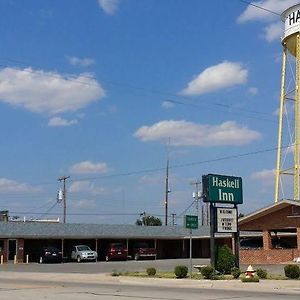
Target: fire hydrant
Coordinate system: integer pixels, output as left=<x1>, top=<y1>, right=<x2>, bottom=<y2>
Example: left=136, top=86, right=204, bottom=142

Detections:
left=245, top=265, right=255, bottom=278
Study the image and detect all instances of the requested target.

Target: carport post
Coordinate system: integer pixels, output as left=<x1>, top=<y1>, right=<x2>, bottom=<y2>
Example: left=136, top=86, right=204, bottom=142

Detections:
left=95, top=239, right=98, bottom=257
left=61, top=239, right=64, bottom=262
left=154, top=239, right=157, bottom=259
left=189, top=229, right=193, bottom=279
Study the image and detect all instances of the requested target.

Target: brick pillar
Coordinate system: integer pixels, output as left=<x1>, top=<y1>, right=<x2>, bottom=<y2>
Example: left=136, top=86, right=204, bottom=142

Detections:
left=17, top=239, right=24, bottom=263
left=297, top=227, right=300, bottom=250
left=263, top=230, right=272, bottom=250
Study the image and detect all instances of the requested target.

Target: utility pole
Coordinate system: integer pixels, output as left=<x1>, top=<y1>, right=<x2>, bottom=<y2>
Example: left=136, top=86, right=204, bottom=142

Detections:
left=58, top=176, right=70, bottom=224
left=165, top=159, right=170, bottom=226
left=171, top=213, right=176, bottom=226
left=191, top=180, right=202, bottom=224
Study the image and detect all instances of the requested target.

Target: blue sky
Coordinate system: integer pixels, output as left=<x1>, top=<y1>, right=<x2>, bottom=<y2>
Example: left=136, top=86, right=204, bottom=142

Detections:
left=0, top=0, right=297, bottom=224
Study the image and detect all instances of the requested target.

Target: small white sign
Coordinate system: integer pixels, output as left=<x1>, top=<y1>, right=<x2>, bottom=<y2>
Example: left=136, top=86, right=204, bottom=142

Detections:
left=217, top=208, right=237, bottom=233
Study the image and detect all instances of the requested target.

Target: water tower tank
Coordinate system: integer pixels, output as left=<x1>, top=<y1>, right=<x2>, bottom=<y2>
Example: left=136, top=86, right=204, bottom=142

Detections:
left=282, top=4, right=300, bottom=56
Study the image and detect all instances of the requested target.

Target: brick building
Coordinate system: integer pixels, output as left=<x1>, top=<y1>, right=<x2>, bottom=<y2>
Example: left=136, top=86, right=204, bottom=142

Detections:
left=239, top=200, right=300, bottom=264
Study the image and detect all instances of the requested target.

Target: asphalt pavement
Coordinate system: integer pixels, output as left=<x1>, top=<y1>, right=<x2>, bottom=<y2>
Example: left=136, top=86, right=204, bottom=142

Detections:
left=0, top=258, right=289, bottom=275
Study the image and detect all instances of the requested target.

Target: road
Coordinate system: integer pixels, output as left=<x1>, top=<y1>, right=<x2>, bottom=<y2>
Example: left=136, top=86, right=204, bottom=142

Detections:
left=0, top=259, right=298, bottom=299
left=0, top=277, right=298, bottom=300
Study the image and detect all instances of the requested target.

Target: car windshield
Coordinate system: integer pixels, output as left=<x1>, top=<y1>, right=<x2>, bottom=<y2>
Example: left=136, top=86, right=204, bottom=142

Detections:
left=135, top=242, right=149, bottom=248
left=77, top=246, right=91, bottom=251
left=43, top=247, right=59, bottom=251
left=111, top=243, right=124, bottom=250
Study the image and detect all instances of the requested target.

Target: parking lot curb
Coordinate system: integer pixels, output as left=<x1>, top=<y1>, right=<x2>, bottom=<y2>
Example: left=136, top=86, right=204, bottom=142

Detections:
left=0, top=271, right=299, bottom=294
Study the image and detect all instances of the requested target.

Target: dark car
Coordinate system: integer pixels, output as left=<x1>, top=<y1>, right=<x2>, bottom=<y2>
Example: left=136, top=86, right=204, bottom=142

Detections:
left=105, top=243, right=128, bottom=261
left=38, top=246, right=62, bottom=263
left=132, top=242, right=157, bottom=260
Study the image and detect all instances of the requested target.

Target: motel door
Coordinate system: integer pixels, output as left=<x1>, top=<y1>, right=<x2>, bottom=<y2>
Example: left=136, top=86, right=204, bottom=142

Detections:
left=8, top=239, right=17, bottom=261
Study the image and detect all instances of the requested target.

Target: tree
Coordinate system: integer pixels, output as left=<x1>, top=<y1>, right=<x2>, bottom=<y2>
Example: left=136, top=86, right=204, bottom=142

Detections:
left=135, top=215, right=162, bottom=226
left=238, top=213, right=245, bottom=219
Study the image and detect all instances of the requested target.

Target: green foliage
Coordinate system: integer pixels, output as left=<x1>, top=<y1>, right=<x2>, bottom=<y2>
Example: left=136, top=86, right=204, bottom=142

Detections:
left=200, top=266, right=215, bottom=279
left=284, top=265, right=300, bottom=279
left=174, top=265, right=188, bottom=278
left=256, top=268, right=267, bottom=279
left=215, top=245, right=235, bottom=274
left=136, top=215, right=162, bottom=226
left=135, top=219, right=143, bottom=226
left=241, top=276, right=260, bottom=283
left=146, top=267, right=156, bottom=276
left=231, top=267, right=241, bottom=279
left=111, top=270, right=120, bottom=277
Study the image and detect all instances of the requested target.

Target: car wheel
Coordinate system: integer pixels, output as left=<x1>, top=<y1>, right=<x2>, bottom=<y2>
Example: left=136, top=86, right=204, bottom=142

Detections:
left=39, top=257, right=43, bottom=264
left=134, top=254, right=140, bottom=261
left=77, top=256, right=81, bottom=263
left=105, top=256, right=109, bottom=262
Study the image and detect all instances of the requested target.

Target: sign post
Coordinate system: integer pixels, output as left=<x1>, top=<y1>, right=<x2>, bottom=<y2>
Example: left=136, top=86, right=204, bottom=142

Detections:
left=184, top=215, right=198, bottom=278
left=202, top=174, right=243, bottom=269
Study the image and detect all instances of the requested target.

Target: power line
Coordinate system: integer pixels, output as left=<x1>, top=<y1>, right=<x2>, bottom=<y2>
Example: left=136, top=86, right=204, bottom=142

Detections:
left=167, top=99, right=276, bottom=123
left=0, top=145, right=290, bottom=198
left=0, top=60, right=276, bottom=125
left=238, top=0, right=281, bottom=16
left=70, top=145, right=285, bottom=183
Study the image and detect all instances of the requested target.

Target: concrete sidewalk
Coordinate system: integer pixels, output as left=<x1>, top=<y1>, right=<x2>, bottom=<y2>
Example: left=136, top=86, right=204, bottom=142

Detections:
left=0, top=271, right=299, bottom=295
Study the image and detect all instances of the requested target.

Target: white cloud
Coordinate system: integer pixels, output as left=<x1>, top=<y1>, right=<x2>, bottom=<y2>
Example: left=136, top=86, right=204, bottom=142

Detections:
left=48, top=117, right=78, bottom=127
left=0, top=178, right=41, bottom=193
left=251, top=169, right=275, bottom=186
left=161, top=101, right=174, bottom=109
left=237, top=0, right=299, bottom=42
left=139, top=174, right=164, bottom=185
left=98, top=0, right=119, bottom=15
left=71, top=199, right=96, bottom=209
left=247, top=87, right=259, bottom=95
left=0, top=67, right=105, bottom=115
left=69, top=181, right=105, bottom=195
left=237, top=0, right=298, bottom=23
left=67, top=56, right=95, bottom=67
left=264, top=22, right=283, bottom=42
left=181, top=61, right=248, bottom=96
left=69, top=161, right=109, bottom=174
left=134, top=120, right=261, bottom=147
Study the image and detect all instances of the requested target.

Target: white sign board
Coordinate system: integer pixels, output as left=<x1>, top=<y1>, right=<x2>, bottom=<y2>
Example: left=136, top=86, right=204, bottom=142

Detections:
left=217, top=208, right=237, bottom=233
left=282, top=4, right=300, bottom=39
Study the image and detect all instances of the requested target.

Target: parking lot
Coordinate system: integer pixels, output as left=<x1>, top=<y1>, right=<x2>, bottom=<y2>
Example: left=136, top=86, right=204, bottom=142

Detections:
left=0, top=259, right=287, bottom=276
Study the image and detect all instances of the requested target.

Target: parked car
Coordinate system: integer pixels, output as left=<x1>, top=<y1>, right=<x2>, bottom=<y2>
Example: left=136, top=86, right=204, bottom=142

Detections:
left=38, top=246, right=62, bottom=264
left=132, top=242, right=157, bottom=260
left=71, top=245, right=98, bottom=263
left=105, top=243, right=128, bottom=261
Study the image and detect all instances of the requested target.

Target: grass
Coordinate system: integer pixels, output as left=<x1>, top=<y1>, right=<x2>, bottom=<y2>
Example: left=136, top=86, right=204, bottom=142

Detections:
left=112, top=271, right=299, bottom=281
left=113, top=271, right=238, bottom=280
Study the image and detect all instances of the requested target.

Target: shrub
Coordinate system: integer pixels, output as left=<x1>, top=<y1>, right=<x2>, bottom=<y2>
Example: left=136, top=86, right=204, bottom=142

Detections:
left=174, top=265, right=188, bottom=278
left=200, top=266, right=215, bottom=279
left=256, top=268, right=267, bottom=279
left=215, top=245, right=235, bottom=274
left=284, top=265, right=300, bottom=279
left=111, top=270, right=120, bottom=277
left=231, top=267, right=241, bottom=279
left=241, top=276, right=260, bottom=283
left=146, top=267, right=156, bottom=276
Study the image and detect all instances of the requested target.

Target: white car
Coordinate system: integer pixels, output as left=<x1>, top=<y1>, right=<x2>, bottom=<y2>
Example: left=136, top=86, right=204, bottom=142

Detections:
left=71, top=245, right=98, bottom=263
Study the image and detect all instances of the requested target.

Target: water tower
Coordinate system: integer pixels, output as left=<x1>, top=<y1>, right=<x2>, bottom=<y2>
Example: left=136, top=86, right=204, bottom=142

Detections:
left=275, top=4, right=300, bottom=202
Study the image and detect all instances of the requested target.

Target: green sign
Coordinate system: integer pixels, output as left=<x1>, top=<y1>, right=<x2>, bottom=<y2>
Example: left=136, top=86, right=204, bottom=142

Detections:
left=202, top=174, right=243, bottom=204
left=185, top=215, right=198, bottom=229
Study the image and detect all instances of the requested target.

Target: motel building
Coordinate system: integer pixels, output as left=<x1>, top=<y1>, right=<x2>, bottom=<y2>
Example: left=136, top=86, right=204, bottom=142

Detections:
left=239, top=200, right=300, bottom=264
left=0, top=200, right=299, bottom=264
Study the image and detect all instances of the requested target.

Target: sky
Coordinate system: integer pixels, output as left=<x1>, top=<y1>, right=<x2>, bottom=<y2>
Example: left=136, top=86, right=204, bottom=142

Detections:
left=0, top=0, right=298, bottom=225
